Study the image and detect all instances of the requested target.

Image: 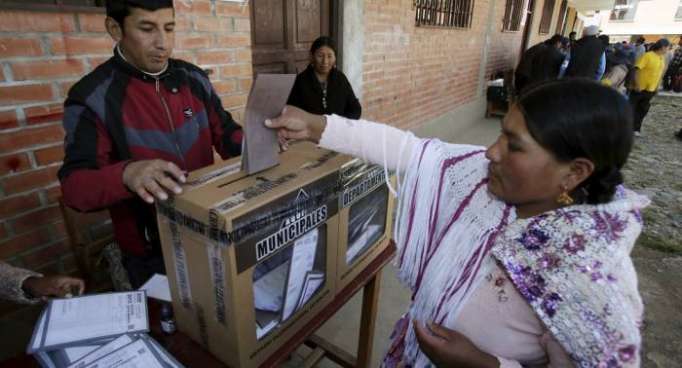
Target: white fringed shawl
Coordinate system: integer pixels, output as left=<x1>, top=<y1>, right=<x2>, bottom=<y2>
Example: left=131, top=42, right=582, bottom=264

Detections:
left=391, top=139, right=647, bottom=368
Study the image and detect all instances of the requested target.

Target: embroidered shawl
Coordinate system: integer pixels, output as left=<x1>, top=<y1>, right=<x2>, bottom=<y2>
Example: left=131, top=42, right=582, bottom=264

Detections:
left=387, top=139, right=648, bottom=367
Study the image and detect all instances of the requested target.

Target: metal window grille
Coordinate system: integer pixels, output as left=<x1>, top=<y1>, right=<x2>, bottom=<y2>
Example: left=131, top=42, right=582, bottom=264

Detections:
left=0, top=0, right=105, bottom=12
left=502, top=0, right=524, bottom=32
left=555, top=0, right=568, bottom=34
left=538, top=0, right=556, bottom=34
left=413, top=0, right=475, bottom=29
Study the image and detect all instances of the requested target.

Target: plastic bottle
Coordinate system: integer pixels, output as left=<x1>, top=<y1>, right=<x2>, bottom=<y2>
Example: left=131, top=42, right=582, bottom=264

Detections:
left=160, top=302, right=176, bottom=335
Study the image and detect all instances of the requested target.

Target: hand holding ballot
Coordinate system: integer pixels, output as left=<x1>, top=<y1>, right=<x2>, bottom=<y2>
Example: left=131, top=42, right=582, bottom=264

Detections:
left=264, top=105, right=328, bottom=149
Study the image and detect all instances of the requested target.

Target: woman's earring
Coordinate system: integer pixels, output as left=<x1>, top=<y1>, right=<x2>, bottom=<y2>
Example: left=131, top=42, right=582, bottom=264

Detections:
left=556, top=186, right=574, bottom=206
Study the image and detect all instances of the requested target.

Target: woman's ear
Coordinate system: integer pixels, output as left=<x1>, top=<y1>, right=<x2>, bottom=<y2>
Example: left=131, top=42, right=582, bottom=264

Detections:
left=564, top=158, right=595, bottom=192
left=105, top=17, right=123, bottom=43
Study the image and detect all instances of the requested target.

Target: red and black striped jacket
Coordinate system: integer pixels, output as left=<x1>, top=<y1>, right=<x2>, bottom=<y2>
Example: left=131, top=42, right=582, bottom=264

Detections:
left=59, top=48, right=242, bottom=256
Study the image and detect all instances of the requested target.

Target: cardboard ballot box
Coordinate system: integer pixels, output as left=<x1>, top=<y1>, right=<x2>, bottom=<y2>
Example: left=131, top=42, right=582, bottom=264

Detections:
left=155, top=145, right=347, bottom=368
left=155, top=142, right=395, bottom=368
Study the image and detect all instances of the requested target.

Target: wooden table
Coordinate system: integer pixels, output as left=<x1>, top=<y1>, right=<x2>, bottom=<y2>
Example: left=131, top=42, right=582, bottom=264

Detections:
left=0, top=241, right=396, bottom=368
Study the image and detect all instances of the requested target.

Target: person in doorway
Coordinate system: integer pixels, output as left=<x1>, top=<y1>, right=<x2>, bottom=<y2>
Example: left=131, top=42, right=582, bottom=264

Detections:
left=287, top=36, right=362, bottom=119
left=629, top=38, right=671, bottom=136
left=0, top=261, right=84, bottom=303
left=564, top=25, right=607, bottom=80
left=568, top=31, right=577, bottom=48
left=59, top=0, right=243, bottom=288
left=267, top=79, right=645, bottom=367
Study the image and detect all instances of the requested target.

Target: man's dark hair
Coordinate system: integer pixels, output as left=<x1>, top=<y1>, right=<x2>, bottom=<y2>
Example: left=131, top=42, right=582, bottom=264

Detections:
left=517, top=79, right=634, bottom=204
left=569, top=31, right=577, bottom=37
left=636, top=36, right=646, bottom=44
left=545, top=34, right=563, bottom=45
left=650, top=38, right=670, bottom=51
left=598, top=34, right=610, bottom=47
left=106, top=0, right=174, bottom=28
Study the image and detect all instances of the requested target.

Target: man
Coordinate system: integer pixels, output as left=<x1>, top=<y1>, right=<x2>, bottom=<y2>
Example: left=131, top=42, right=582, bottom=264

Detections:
left=634, top=36, right=647, bottom=62
left=629, top=39, right=671, bottom=136
left=568, top=31, right=577, bottom=48
left=0, top=261, right=84, bottom=303
left=662, top=37, right=682, bottom=91
left=515, top=35, right=564, bottom=94
left=59, top=0, right=243, bottom=288
left=564, top=25, right=607, bottom=80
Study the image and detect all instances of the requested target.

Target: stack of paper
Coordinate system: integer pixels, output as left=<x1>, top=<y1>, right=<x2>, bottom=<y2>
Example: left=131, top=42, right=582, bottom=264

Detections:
left=26, top=291, right=184, bottom=368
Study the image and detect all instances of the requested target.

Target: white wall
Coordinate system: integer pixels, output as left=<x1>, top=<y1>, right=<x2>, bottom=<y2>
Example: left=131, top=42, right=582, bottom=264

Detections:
left=597, top=0, right=682, bottom=35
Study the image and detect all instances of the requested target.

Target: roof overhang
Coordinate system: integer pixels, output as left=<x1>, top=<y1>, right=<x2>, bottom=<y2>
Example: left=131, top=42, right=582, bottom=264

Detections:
left=568, top=0, right=615, bottom=12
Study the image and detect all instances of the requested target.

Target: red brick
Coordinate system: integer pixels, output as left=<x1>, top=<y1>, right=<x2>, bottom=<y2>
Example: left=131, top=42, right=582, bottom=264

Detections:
left=177, top=35, right=211, bottom=50
left=215, top=2, right=249, bottom=17
left=0, top=227, right=52, bottom=259
left=50, top=36, right=114, bottom=56
left=10, top=206, right=63, bottom=235
left=58, top=80, right=78, bottom=99
left=22, top=240, right=69, bottom=269
left=45, top=185, right=62, bottom=205
left=0, top=11, right=76, bottom=33
left=88, top=56, right=111, bottom=69
left=12, top=59, right=86, bottom=81
left=34, top=145, right=64, bottom=166
left=0, top=124, right=64, bottom=153
left=0, top=37, right=43, bottom=58
left=196, top=50, right=234, bottom=66
left=191, top=1, right=212, bottom=14
left=0, top=68, right=4, bottom=82
left=1, top=165, right=61, bottom=195
left=193, top=16, right=221, bottom=32
left=0, top=109, right=18, bottom=130
left=77, top=13, right=106, bottom=33
left=0, top=84, right=54, bottom=104
left=212, top=80, right=237, bottom=95
left=234, top=18, right=251, bottom=33
left=0, top=223, right=7, bottom=240
left=0, top=152, right=31, bottom=176
left=174, top=16, right=192, bottom=32
left=220, top=94, right=247, bottom=109
left=238, top=78, right=253, bottom=92
left=24, top=103, right=65, bottom=126
left=234, top=48, right=252, bottom=63
left=214, top=34, right=251, bottom=48
left=219, top=64, right=252, bottom=78
left=52, top=221, right=67, bottom=240
left=0, top=193, right=41, bottom=218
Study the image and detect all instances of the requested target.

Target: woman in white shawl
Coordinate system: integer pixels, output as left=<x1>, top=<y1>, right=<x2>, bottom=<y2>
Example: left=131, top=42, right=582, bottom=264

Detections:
left=267, top=79, right=647, bottom=367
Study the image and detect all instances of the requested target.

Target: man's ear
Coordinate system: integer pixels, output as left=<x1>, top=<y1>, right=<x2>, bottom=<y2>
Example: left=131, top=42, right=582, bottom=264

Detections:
left=105, top=17, right=123, bottom=43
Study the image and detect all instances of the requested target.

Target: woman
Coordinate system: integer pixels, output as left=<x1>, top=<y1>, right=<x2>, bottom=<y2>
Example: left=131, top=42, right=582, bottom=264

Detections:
left=630, top=38, right=670, bottom=135
left=1, top=261, right=84, bottom=303
left=287, top=36, right=362, bottom=119
left=602, top=48, right=635, bottom=96
left=268, top=79, right=646, bottom=367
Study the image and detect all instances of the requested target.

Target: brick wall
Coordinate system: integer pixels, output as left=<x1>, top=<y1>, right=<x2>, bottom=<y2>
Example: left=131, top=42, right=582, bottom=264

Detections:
left=361, top=0, right=525, bottom=130
left=0, top=1, right=252, bottom=305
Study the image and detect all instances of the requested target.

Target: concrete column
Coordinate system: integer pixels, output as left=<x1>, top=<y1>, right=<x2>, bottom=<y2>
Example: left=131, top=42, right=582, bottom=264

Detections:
left=477, top=0, right=499, bottom=99
left=339, top=0, right=365, bottom=100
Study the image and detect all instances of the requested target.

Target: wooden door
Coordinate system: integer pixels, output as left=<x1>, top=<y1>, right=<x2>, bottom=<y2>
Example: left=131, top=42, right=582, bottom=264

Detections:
left=250, top=0, right=331, bottom=75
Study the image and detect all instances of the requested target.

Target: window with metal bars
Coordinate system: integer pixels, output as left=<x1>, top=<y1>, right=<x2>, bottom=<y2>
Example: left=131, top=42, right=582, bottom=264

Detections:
left=538, top=0, right=556, bottom=34
left=0, top=0, right=105, bottom=12
left=555, top=0, right=568, bottom=35
left=502, top=0, right=524, bottom=32
left=413, top=0, right=475, bottom=29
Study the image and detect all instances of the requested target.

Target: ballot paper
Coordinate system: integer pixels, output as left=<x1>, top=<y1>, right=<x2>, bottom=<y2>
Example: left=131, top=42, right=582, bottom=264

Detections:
left=143, top=335, right=185, bottom=368
left=347, top=225, right=382, bottom=264
left=59, top=345, right=103, bottom=366
left=281, top=229, right=319, bottom=320
left=81, top=338, right=165, bottom=368
left=253, top=261, right=289, bottom=312
left=254, top=310, right=279, bottom=340
left=139, top=274, right=171, bottom=302
left=295, top=272, right=324, bottom=310
left=66, top=334, right=136, bottom=368
left=28, top=292, right=149, bottom=352
left=241, top=73, right=296, bottom=175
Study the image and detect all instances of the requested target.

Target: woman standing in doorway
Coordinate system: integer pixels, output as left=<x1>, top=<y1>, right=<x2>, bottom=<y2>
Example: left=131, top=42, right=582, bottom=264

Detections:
left=287, top=36, right=362, bottom=119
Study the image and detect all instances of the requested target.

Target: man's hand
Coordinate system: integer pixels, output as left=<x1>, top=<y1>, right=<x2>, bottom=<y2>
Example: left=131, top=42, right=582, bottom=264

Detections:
left=23, top=275, right=85, bottom=300
left=265, top=105, right=326, bottom=150
left=122, top=160, right=186, bottom=203
left=413, top=320, right=499, bottom=368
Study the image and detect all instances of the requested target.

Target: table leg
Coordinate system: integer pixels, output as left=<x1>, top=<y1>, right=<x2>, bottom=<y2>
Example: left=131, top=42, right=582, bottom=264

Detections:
left=356, top=270, right=382, bottom=368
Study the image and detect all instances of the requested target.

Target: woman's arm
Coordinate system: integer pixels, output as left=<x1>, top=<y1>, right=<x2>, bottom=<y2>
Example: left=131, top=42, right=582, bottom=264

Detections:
left=266, top=106, right=419, bottom=173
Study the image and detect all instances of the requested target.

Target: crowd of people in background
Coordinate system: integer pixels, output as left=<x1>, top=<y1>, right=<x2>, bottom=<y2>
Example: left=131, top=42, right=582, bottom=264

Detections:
left=516, top=27, right=682, bottom=139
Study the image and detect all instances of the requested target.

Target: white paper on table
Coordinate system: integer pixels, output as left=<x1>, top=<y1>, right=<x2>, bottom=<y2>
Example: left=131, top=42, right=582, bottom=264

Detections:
left=67, top=334, right=136, bottom=368
left=255, top=315, right=279, bottom=340
left=60, top=345, right=102, bottom=365
left=142, top=335, right=185, bottom=368
left=39, top=291, right=148, bottom=351
left=346, top=224, right=382, bottom=264
left=81, top=338, right=165, bottom=368
left=281, top=229, right=318, bottom=320
left=27, top=309, right=47, bottom=352
left=295, top=272, right=324, bottom=310
left=34, top=351, right=57, bottom=368
left=139, top=274, right=171, bottom=302
left=253, top=261, right=288, bottom=312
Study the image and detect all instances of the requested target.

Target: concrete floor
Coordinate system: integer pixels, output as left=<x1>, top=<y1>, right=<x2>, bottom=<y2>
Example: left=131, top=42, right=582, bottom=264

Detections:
left=0, top=104, right=502, bottom=367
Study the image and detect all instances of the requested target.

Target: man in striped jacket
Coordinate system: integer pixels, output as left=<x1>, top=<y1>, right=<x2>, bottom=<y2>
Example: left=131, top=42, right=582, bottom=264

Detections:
left=59, top=0, right=243, bottom=287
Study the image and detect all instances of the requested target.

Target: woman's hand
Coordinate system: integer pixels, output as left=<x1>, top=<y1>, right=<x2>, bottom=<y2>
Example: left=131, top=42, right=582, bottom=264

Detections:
left=23, top=275, right=85, bottom=300
left=413, top=320, right=499, bottom=368
left=265, top=105, right=327, bottom=150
